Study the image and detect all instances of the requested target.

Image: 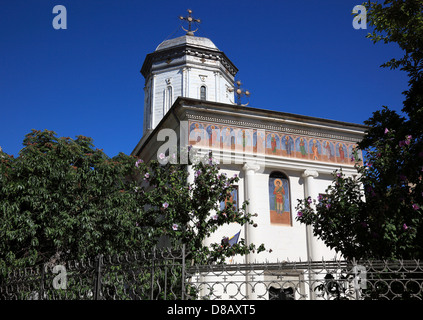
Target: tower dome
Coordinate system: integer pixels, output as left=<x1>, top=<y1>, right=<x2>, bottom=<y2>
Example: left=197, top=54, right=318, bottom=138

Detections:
left=155, top=35, right=219, bottom=52
left=140, top=11, right=238, bottom=135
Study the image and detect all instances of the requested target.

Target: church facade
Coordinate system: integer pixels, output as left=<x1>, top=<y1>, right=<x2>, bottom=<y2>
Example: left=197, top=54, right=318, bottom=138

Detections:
left=131, top=28, right=366, bottom=265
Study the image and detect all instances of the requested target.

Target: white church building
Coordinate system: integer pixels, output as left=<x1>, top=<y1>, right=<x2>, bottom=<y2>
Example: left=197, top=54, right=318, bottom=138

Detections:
left=131, top=14, right=366, bottom=268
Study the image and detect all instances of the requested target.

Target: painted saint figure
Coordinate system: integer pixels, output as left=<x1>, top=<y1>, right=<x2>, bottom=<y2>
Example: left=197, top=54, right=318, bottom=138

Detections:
left=338, top=144, right=345, bottom=162
left=273, top=178, right=285, bottom=214
left=324, top=141, right=334, bottom=160
left=299, top=138, right=307, bottom=157
left=284, top=136, right=293, bottom=155
left=220, top=187, right=238, bottom=212
left=311, top=139, right=319, bottom=160
left=269, top=172, right=291, bottom=225
left=271, top=134, right=277, bottom=154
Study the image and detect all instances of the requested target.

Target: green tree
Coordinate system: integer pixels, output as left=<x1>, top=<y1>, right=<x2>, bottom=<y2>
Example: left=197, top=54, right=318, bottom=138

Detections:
left=296, top=0, right=423, bottom=260
left=0, top=129, right=264, bottom=275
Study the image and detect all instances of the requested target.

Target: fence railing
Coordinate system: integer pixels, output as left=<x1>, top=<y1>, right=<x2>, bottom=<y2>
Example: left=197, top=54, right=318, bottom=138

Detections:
left=1, top=247, right=423, bottom=300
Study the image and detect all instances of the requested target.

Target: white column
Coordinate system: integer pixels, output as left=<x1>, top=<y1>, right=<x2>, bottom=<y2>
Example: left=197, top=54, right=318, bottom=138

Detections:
left=242, top=162, right=261, bottom=300
left=151, top=74, right=156, bottom=128
left=302, top=169, right=319, bottom=300
left=186, top=67, right=191, bottom=98
left=242, top=162, right=261, bottom=262
left=214, top=71, right=219, bottom=102
left=302, top=169, right=319, bottom=262
left=182, top=67, right=186, bottom=97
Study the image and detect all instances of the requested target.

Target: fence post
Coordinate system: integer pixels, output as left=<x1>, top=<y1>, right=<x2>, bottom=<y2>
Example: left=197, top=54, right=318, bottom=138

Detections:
left=151, top=247, right=155, bottom=299
left=39, top=264, right=46, bottom=300
left=94, top=254, right=103, bottom=300
left=181, top=244, right=186, bottom=300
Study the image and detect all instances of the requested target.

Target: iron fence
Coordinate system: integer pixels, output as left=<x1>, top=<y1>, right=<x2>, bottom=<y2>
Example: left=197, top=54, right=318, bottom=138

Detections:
left=186, top=259, right=423, bottom=300
left=1, top=247, right=423, bottom=300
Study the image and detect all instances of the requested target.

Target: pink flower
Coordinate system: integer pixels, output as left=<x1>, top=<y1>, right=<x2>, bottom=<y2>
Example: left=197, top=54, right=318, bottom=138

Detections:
left=172, top=224, right=178, bottom=231
left=412, top=204, right=420, bottom=210
left=158, top=153, right=165, bottom=160
left=384, top=128, right=389, bottom=134
left=135, top=159, right=143, bottom=167
left=297, top=211, right=303, bottom=217
left=144, top=172, right=150, bottom=179
left=403, top=223, right=408, bottom=230
left=163, top=202, right=169, bottom=209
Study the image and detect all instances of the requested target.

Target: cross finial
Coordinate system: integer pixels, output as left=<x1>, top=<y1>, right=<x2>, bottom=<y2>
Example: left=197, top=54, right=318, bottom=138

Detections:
left=179, top=9, right=201, bottom=36
left=228, top=80, right=251, bottom=106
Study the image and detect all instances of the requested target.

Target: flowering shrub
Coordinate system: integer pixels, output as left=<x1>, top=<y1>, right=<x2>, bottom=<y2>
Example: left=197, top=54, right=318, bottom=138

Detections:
left=0, top=130, right=264, bottom=273
left=296, top=0, right=423, bottom=260
left=296, top=128, right=422, bottom=260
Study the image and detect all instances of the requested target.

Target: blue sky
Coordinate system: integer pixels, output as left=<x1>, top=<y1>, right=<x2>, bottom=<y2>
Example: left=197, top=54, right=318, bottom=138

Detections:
left=0, top=0, right=408, bottom=157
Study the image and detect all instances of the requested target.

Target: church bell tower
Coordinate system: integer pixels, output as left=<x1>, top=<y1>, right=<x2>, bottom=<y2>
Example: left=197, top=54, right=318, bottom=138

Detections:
left=140, top=9, right=238, bottom=136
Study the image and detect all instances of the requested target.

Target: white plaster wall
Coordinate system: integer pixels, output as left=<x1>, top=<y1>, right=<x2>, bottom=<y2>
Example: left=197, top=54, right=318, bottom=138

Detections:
left=152, top=68, right=182, bottom=128
left=147, top=65, right=234, bottom=129
left=189, top=163, right=340, bottom=264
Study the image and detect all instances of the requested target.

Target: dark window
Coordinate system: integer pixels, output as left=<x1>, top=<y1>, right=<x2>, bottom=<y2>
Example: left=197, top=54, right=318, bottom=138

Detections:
left=200, top=86, right=206, bottom=100
left=269, top=286, right=295, bottom=300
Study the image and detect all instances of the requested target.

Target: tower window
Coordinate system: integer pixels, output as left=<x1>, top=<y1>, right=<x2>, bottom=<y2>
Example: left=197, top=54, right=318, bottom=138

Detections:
left=200, top=86, right=206, bottom=100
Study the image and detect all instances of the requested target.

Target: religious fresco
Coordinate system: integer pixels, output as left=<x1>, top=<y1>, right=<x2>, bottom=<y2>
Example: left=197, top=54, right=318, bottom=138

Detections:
left=269, top=172, right=291, bottom=225
left=220, top=186, right=238, bottom=212
left=188, top=121, right=363, bottom=165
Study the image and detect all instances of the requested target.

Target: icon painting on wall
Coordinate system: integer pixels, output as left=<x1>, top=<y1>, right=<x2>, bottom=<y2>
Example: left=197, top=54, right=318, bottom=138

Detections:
left=188, top=120, right=363, bottom=166
left=220, top=186, right=238, bottom=212
left=269, top=172, right=291, bottom=225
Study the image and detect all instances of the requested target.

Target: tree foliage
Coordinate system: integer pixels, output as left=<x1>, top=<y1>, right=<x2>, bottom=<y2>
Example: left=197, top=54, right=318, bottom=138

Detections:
left=0, top=130, right=263, bottom=275
left=296, top=0, right=423, bottom=260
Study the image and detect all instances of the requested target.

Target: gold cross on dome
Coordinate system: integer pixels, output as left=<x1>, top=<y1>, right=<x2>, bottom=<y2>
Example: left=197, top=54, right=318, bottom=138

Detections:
left=228, top=80, right=251, bottom=106
left=179, top=9, right=201, bottom=36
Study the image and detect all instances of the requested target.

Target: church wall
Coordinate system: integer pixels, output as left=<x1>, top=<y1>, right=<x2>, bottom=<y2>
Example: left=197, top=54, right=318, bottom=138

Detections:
left=186, top=68, right=216, bottom=101
left=194, top=163, right=339, bottom=264
left=151, top=68, right=181, bottom=128
left=250, top=169, right=309, bottom=262
left=147, top=66, right=234, bottom=129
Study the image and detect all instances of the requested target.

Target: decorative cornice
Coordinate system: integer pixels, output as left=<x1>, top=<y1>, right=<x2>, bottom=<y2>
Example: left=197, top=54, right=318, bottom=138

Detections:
left=141, top=44, right=238, bottom=78
left=185, top=112, right=360, bottom=143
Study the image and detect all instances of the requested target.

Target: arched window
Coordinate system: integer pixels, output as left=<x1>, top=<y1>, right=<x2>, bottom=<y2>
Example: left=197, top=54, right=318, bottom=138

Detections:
left=268, top=171, right=291, bottom=225
left=200, top=85, right=206, bottom=100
